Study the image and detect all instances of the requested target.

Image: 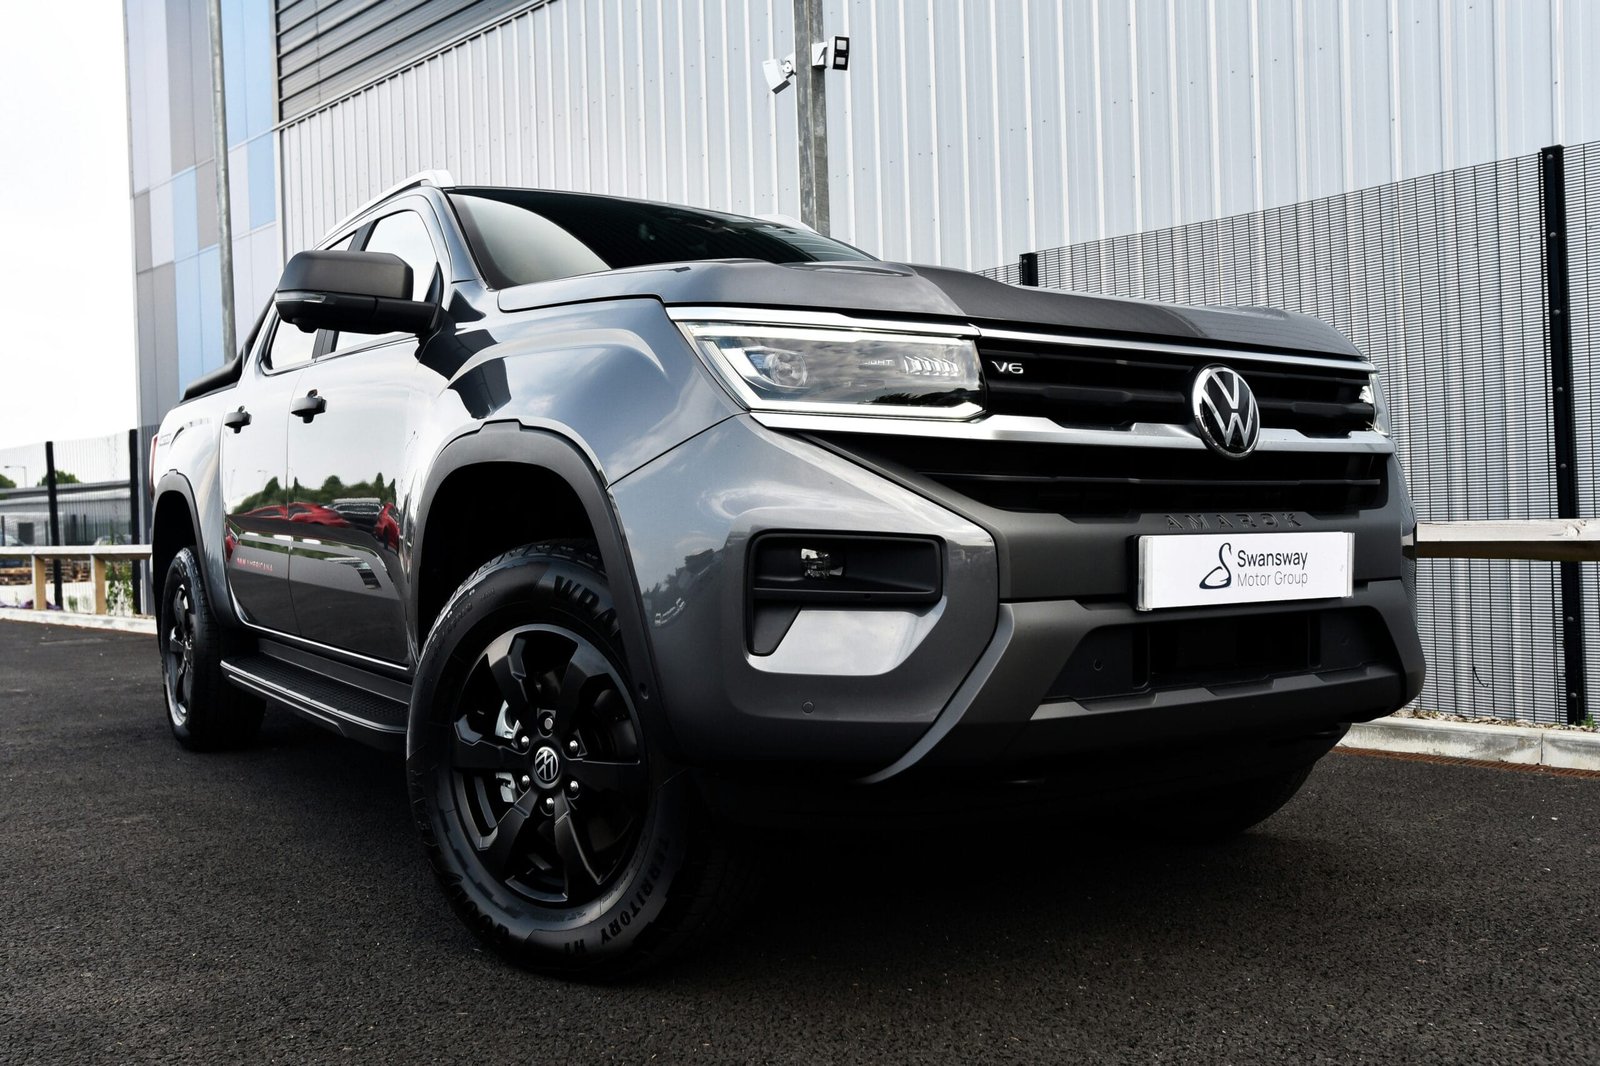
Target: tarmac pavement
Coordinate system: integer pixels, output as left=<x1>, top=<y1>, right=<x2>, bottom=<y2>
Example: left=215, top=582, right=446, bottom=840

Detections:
left=2, top=620, right=1597, bottom=1064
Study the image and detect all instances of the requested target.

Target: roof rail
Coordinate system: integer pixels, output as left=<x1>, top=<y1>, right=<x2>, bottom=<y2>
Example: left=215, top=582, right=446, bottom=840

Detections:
left=329, top=170, right=456, bottom=236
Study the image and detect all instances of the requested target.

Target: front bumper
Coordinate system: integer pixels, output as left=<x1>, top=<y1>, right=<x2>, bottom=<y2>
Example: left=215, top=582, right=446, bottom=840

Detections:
left=611, top=415, right=1424, bottom=780
left=864, top=578, right=1420, bottom=783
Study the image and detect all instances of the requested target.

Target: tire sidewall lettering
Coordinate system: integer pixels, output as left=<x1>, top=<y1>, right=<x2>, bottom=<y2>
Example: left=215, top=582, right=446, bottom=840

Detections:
left=409, top=548, right=692, bottom=969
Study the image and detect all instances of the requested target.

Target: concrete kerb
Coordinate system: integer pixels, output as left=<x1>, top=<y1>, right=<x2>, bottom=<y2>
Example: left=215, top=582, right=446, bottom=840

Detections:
left=1341, top=715, right=1600, bottom=772
left=0, top=610, right=156, bottom=636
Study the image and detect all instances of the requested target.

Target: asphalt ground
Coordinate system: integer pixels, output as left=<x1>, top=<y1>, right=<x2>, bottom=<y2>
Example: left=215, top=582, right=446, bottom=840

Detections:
left=2, top=621, right=1597, bottom=1065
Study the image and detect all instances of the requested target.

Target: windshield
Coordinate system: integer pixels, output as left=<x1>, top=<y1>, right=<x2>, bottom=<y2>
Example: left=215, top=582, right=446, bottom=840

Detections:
left=447, top=188, right=875, bottom=288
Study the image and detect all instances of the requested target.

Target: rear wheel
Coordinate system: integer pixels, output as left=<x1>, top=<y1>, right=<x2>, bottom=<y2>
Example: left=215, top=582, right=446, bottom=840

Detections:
left=408, top=543, right=746, bottom=978
left=159, top=547, right=263, bottom=750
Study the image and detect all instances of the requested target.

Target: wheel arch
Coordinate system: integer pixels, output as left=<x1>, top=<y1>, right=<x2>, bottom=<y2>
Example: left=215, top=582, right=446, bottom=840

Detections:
left=151, top=473, right=202, bottom=608
left=409, top=422, right=676, bottom=757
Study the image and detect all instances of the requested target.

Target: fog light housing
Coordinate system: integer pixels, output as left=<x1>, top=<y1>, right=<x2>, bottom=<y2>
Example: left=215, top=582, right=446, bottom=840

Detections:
left=748, top=534, right=943, bottom=655
left=800, top=547, right=844, bottom=580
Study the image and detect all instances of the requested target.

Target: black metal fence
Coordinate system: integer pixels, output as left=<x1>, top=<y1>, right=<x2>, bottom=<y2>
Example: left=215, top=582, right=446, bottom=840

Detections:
left=0, top=429, right=147, bottom=614
left=988, top=142, right=1600, bottom=726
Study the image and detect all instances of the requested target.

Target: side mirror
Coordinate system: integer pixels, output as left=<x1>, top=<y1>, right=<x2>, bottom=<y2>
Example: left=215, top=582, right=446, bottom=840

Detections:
left=275, top=250, right=437, bottom=336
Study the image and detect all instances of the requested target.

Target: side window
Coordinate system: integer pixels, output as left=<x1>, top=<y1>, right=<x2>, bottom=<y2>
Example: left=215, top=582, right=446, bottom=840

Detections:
left=365, top=210, right=440, bottom=300
left=326, top=209, right=440, bottom=354
left=263, top=316, right=316, bottom=371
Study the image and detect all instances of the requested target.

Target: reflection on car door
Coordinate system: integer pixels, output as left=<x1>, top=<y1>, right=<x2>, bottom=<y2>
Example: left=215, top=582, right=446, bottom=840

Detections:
left=220, top=316, right=313, bottom=635
left=284, top=339, right=422, bottom=664
left=283, top=206, right=443, bottom=665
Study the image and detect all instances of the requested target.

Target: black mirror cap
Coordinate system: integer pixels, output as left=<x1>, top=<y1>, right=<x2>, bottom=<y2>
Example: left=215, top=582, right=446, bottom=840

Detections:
left=275, top=249, right=437, bottom=336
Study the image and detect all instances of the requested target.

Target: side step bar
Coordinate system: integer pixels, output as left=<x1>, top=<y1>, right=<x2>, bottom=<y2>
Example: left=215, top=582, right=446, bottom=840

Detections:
left=221, top=644, right=410, bottom=753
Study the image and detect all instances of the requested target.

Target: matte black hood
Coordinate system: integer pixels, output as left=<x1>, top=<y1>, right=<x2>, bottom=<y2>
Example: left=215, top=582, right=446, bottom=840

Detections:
left=498, top=259, right=1363, bottom=359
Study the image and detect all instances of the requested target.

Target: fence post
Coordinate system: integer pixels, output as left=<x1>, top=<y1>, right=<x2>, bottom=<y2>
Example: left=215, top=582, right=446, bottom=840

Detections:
left=43, top=440, right=62, bottom=609
left=127, top=427, right=142, bottom=615
left=1539, top=144, right=1588, bottom=726
left=1018, top=251, right=1039, bottom=287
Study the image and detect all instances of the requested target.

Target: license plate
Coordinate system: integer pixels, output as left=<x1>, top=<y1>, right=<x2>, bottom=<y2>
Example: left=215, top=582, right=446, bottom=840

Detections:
left=1137, top=532, right=1353, bottom=611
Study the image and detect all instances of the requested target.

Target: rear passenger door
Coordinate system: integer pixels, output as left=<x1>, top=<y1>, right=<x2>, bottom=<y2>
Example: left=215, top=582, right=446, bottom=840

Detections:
left=284, top=203, right=445, bottom=665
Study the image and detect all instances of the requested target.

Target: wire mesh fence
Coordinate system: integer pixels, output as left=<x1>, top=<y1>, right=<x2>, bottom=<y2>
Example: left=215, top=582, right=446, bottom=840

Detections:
left=0, top=430, right=146, bottom=614
left=983, top=144, right=1600, bottom=725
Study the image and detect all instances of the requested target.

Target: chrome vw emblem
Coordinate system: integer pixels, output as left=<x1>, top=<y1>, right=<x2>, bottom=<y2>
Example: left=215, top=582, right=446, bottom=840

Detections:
left=532, top=745, right=562, bottom=787
left=1191, top=365, right=1260, bottom=459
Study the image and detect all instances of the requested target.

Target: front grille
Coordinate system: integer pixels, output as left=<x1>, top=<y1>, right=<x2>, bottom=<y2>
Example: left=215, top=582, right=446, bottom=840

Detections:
left=824, top=434, right=1387, bottom=518
left=980, top=339, right=1373, bottom=436
left=1044, top=607, right=1389, bottom=703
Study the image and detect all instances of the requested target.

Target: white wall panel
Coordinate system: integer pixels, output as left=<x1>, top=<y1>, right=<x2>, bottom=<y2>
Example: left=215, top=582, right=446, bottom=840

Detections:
left=281, top=0, right=801, bottom=254
left=279, top=0, right=1600, bottom=270
left=126, top=0, right=172, bottom=194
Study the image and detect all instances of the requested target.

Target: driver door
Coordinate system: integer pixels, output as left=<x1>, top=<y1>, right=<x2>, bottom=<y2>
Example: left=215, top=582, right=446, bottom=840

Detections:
left=284, top=204, right=445, bottom=665
left=220, top=314, right=313, bottom=634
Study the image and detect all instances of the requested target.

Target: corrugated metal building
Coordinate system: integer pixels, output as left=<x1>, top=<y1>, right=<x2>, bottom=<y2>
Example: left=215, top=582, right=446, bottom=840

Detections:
left=274, top=0, right=1600, bottom=268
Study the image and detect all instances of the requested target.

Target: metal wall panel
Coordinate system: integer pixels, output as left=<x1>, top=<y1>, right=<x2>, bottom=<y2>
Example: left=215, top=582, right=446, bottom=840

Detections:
left=279, top=0, right=801, bottom=253
left=277, top=0, right=547, bottom=121
left=280, top=0, right=1600, bottom=270
left=126, top=0, right=174, bottom=193
left=819, top=0, right=1600, bottom=271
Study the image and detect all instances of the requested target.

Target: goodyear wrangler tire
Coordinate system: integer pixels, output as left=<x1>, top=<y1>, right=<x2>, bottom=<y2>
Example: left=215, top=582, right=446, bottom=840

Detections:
left=407, top=543, right=744, bottom=979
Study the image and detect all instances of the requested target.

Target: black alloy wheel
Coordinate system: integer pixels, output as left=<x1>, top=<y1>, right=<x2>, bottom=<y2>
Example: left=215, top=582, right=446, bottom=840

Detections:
left=409, top=543, right=748, bottom=978
left=159, top=546, right=263, bottom=750
left=164, top=580, right=198, bottom=729
left=449, top=624, right=648, bottom=904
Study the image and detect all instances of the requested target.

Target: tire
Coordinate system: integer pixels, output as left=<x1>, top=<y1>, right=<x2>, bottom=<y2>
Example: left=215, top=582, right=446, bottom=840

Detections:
left=408, top=543, right=747, bottom=979
left=159, top=546, right=263, bottom=750
left=1137, top=763, right=1317, bottom=842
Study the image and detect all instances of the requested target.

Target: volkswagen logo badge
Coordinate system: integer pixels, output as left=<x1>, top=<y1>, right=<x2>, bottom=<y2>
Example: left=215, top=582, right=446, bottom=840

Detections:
left=532, top=745, right=562, bottom=787
left=1191, top=365, right=1261, bottom=459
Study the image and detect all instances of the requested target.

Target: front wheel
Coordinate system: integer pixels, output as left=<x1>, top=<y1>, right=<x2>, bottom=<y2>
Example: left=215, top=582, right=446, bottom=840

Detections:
left=408, top=544, right=746, bottom=979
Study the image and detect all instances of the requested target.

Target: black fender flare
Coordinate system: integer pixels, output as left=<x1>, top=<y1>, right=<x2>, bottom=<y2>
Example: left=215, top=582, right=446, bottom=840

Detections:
left=150, top=471, right=203, bottom=606
left=407, top=420, right=679, bottom=760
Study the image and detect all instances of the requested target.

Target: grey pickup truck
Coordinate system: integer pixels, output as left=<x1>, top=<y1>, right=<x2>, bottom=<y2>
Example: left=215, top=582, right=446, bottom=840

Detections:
left=150, top=172, right=1424, bottom=977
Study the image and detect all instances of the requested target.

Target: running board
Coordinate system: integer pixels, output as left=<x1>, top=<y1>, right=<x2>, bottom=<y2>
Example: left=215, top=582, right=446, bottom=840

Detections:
left=221, top=650, right=409, bottom=752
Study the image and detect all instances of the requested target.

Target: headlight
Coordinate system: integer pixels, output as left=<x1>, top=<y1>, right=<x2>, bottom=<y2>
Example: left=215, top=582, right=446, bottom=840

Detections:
left=681, top=322, right=984, bottom=419
left=1359, top=373, right=1391, bottom=437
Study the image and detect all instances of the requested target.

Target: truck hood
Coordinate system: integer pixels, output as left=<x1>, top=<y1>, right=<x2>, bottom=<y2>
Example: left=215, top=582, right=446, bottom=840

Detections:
left=496, top=259, right=1363, bottom=359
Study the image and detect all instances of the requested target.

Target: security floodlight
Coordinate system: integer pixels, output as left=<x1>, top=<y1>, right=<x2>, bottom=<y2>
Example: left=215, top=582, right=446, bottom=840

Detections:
left=831, top=35, right=850, bottom=71
left=763, top=56, right=795, bottom=94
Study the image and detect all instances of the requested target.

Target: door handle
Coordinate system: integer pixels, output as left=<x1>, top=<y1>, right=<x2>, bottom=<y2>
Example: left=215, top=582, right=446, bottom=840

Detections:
left=291, top=390, right=327, bottom=422
left=223, top=406, right=252, bottom=433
